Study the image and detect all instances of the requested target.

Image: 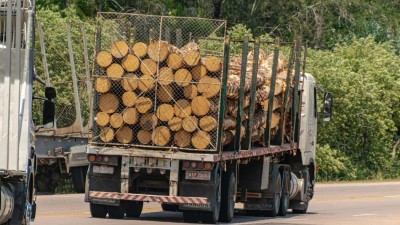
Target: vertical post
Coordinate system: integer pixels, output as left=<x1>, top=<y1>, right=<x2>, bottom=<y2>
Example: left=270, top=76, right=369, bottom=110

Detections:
left=264, top=38, right=280, bottom=147
left=292, top=40, right=302, bottom=142
left=217, top=37, right=230, bottom=153
left=234, top=36, right=249, bottom=152
left=66, top=24, right=84, bottom=134
left=81, top=25, right=93, bottom=130
left=243, top=37, right=260, bottom=150
left=37, top=22, right=51, bottom=87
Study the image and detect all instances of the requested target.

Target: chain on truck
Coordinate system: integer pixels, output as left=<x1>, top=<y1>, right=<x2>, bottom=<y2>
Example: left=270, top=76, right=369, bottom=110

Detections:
left=79, top=13, right=334, bottom=224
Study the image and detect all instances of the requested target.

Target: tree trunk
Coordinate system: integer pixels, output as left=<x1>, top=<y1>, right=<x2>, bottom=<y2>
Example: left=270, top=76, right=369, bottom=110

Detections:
left=140, top=113, right=158, bottom=130
left=122, top=108, right=139, bottom=125
left=95, top=77, right=111, bottom=93
left=107, top=63, right=124, bottom=80
left=191, top=130, right=211, bottom=149
left=115, top=125, right=133, bottom=144
left=137, top=130, right=152, bottom=145
left=135, top=96, right=153, bottom=114
left=181, top=42, right=200, bottom=67
left=99, top=93, right=119, bottom=114
left=111, top=40, right=129, bottom=59
left=96, top=51, right=113, bottom=68
left=133, top=42, right=148, bottom=58
left=174, top=130, right=191, bottom=148
left=95, top=111, right=110, bottom=127
left=156, top=104, right=175, bottom=122
left=152, top=126, right=171, bottom=146
left=182, top=116, right=199, bottom=133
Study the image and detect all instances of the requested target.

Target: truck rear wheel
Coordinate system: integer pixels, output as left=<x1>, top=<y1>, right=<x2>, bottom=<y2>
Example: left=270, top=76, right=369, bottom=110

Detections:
left=161, top=203, right=179, bottom=212
left=264, top=173, right=281, bottom=217
left=90, top=203, right=107, bottom=218
left=108, top=205, right=125, bottom=219
left=183, top=210, right=199, bottom=223
left=125, top=201, right=143, bottom=218
left=218, top=172, right=235, bottom=222
left=71, top=166, right=87, bottom=193
left=278, top=170, right=290, bottom=216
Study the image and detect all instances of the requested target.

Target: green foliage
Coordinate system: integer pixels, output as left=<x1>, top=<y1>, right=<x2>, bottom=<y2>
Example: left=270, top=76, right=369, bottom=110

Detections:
left=308, top=37, right=400, bottom=179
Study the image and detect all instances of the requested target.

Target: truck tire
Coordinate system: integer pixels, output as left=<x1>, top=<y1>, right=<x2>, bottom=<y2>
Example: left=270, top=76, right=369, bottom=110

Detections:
left=183, top=210, right=199, bottom=223
left=125, top=201, right=143, bottom=218
left=108, top=205, right=125, bottom=219
left=264, top=173, right=281, bottom=217
left=90, top=203, right=107, bottom=218
left=278, top=170, right=290, bottom=216
left=292, top=202, right=308, bottom=214
left=218, top=172, right=235, bottom=222
left=161, top=203, right=179, bottom=212
left=71, top=166, right=87, bottom=193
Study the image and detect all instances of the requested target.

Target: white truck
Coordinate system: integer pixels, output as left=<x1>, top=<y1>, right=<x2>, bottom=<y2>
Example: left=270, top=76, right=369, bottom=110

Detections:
left=84, top=13, right=333, bottom=224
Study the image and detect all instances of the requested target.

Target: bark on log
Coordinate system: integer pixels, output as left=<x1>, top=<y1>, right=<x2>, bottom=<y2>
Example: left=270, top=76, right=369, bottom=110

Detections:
left=157, top=85, right=174, bottom=103
left=222, top=130, right=234, bottom=146
left=174, top=68, right=192, bottom=87
left=203, top=56, right=222, bottom=72
left=266, top=52, right=287, bottom=73
left=140, top=59, right=157, bottom=76
left=95, top=77, right=111, bottom=93
left=168, top=117, right=183, bottom=132
left=270, top=113, right=280, bottom=129
left=191, top=65, right=207, bottom=81
left=223, top=115, right=236, bottom=130
left=191, top=96, right=210, bottom=116
left=140, top=113, right=158, bottom=130
left=121, top=74, right=139, bottom=92
left=107, top=63, right=124, bottom=80
left=110, top=113, right=123, bottom=128
left=147, top=40, right=170, bottom=62
left=174, top=99, right=192, bottom=118
left=174, top=130, right=191, bottom=148
left=158, top=67, right=174, bottom=85
left=137, top=130, right=152, bottom=145
left=152, top=126, right=171, bottom=146
left=115, top=125, right=133, bottom=144
left=191, top=131, right=211, bottom=150
left=197, top=76, right=221, bottom=98
left=95, top=111, right=110, bottom=127
left=122, top=108, right=139, bottom=125
left=182, top=116, right=199, bottom=133
left=156, top=104, right=175, bottom=122
left=183, top=84, right=198, bottom=99
left=262, top=97, right=281, bottom=112
left=133, top=42, right=148, bottom=58
left=99, top=93, right=119, bottom=114
left=230, top=125, right=246, bottom=139
left=166, top=53, right=184, bottom=70
left=138, top=75, right=155, bottom=92
left=100, top=127, right=114, bottom=143
left=96, top=51, right=113, bottom=68
left=135, top=97, right=153, bottom=114
left=111, top=40, right=129, bottom=59
left=199, top=116, right=217, bottom=132
left=121, top=54, right=140, bottom=72
left=122, top=91, right=137, bottom=107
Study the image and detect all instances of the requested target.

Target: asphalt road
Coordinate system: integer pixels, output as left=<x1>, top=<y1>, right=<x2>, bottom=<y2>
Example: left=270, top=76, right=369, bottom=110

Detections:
left=32, top=181, right=400, bottom=225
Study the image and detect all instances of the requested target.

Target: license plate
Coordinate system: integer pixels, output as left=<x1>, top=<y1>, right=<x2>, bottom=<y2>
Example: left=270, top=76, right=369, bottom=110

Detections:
left=93, top=165, right=114, bottom=174
left=185, top=171, right=211, bottom=180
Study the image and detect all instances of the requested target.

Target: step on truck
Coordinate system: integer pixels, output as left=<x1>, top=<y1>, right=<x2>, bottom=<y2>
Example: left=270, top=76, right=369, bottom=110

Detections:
left=0, top=0, right=51, bottom=224
left=85, top=13, right=333, bottom=223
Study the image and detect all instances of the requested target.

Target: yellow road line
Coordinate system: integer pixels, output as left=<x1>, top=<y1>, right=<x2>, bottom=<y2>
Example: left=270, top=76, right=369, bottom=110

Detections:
left=36, top=207, right=162, bottom=218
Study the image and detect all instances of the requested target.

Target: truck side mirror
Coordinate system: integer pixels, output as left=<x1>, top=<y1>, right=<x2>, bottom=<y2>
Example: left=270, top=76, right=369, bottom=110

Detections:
left=322, top=92, right=333, bottom=122
left=43, top=100, right=55, bottom=128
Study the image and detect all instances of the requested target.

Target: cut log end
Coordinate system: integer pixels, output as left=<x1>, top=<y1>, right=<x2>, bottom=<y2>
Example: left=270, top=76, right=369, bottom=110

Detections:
left=122, top=91, right=138, bottom=107
left=107, top=63, right=124, bottom=80
left=115, top=126, right=133, bottom=144
left=174, top=68, right=192, bottom=87
left=135, top=97, right=153, bottom=114
left=111, top=40, right=129, bottom=59
left=133, top=42, right=148, bottom=58
left=167, top=53, right=184, bottom=70
left=122, top=54, right=140, bottom=72
left=138, top=75, right=155, bottom=92
left=158, top=67, right=174, bottom=86
left=191, top=65, right=207, bottom=81
left=140, top=113, right=158, bottom=130
left=147, top=40, right=170, bottom=62
left=204, top=56, right=222, bottom=72
left=182, top=116, right=199, bottom=133
left=174, top=130, right=191, bottom=148
left=191, top=131, right=211, bottom=150
left=199, top=116, right=217, bottom=132
left=110, top=113, right=123, bottom=128
left=99, top=93, right=119, bottom=114
left=168, top=117, right=183, bottom=132
left=197, top=76, right=221, bottom=98
left=191, top=96, right=210, bottom=116
left=121, top=74, right=139, bottom=92
left=122, top=108, right=139, bottom=125
left=174, top=99, right=192, bottom=118
left=137, top=130, right=152, bottom=145
left=157, top=85, right=174, bottom=103
left=140, top=59, right=157, bottom=77
left=95, top=77, right=111, bottom=93
left=156, top=104, right=175, bottom=122
left=96, top=51, right=113, bottom=68
left=100, top=127, right=114, bottom=143
left=95, top=111, right=110, bottom=127
left=183, top=84, right=198, bottom=99
left=152, top=126, right=171, bottom=146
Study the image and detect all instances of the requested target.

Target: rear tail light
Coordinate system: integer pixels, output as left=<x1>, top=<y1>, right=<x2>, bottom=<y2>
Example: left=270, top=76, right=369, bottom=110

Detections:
left=88, top=154, right=96, bottom=162
left=109, top=156, right=118, bottom=164
left=197, top=162, right=204, bottom=169
left=88, top=154, right=118, bottom=165
left=183, top=161, right=213, bottom=170
left=183, top=161, right=191, bottom=168
left=95, top=155, right=103, bottom=162
left=103, top=156, right=110, bottom=163
left=204, top=162, right=213, bottom=170
left=190, top=161, right=197, bottom=169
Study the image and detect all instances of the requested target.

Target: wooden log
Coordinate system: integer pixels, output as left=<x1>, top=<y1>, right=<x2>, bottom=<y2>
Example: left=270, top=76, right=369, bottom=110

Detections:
left=152, top=126, right=171, bottom=146
left=122, top=107, right=139, bottom=125
left=222, top=130, right=234, bottom=146
left=174, top=130, right=191, bottom=148
left=181, top=42, right=200, bottom=67
left=140, top=113, right=158, bottom=130
left=157, top=85, right=174, bottom=103
left=115, top=125, right=133, bottom=144
left=158, top=67, right=174, bottom=85
left=199, top=116, right=217, bottom=132
left=197, top=76, right=221, bottom=98
left=95, top=111, right=110, bottom=127
left=191, top=65, right=207, bottom=81
left=265, top=79, right=285, bottom=95
left=266, top=52, right=287, bottom=72
left=135, top=97, right=153, bottom=114
left=156, top=104, right=175, bottom=122
left=100, top=127, right=114, bottom=143
left=256, top=85, right=270, bottom=102
left=262, top=97, right=281, bottom=112
left=174, top=68, right=192, bottom=87
left=137, top=130, right=152, bottom=145
left=270, top=113, right=280, bottom=129
left=174, top=99, right=192, bottom=118
left=121, top=54, right=140, bottom=72
left=191, top=131, right=211, bottom=150
left=121, top=74, right=139, bottom=92
left=96, top=51, right=113, bottom=68
left=140, top=58, right=157, bottom=76
left=223, top=115, right=236, bottom=130
left=122, top=91, right=137, bottom=107
left=107, top=63, right=124, bottom=80
left=110, top=113, right=124, bottom=128
left=99, top=93, right=119, bottom=114
left=138, top=75, right=155, bottom=92
left=166, top=52, right=184, bottom=70
left=182, top=116, right=199, bottom=133
left=168, top=117, right=183, bottom=131
left=147, top=40, right=170, bottom=62
left=95, top=77, right=111, bottom=93
left=203, top=56, right=222, bottom=72
left=230, top=125, right=246, bottom=139
left=183, top=84, right=198, bottom=99
left=191, top=96, right=210, bottom=116
left=111, top=40, right=129, bottom=59
left=133, top=42, right=148, bottom=58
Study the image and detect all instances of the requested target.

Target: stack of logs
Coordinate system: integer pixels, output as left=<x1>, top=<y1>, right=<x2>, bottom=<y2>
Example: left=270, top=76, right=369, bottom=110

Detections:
left=94, top=39, right=291, bottom=150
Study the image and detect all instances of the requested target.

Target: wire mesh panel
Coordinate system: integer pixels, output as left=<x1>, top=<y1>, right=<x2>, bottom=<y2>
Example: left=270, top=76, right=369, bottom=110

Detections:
left=92, top=13, right=227, bottom=151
